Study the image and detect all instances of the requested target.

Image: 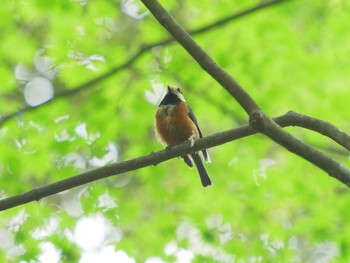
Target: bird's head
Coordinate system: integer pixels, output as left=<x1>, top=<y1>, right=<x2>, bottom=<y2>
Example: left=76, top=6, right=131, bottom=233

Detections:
left=166, top=85, right=186, bottom=102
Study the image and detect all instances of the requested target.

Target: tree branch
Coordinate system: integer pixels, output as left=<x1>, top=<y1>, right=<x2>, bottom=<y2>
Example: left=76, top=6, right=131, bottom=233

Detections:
left=0, top=0, right=287, bottom=128
left=0, top=47, right=149, bottom=127
left=1, top=111, right=349, bottom=211
left=275, top=111, right=350, bottom=151
left=3, top=0, right=348, bottom=213
left=140, top=0, right=350, bottom=186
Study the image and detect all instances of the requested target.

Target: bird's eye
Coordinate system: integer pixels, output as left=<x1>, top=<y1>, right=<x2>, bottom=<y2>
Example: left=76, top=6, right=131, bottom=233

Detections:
left=177, top=88, right=182, bottom=94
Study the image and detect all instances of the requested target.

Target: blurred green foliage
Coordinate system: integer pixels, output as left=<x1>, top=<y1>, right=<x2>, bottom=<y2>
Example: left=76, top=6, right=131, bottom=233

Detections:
left=1, top=0, right=350, bottom=262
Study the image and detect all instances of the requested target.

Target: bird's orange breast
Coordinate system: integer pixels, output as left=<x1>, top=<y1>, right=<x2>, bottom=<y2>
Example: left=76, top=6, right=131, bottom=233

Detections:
left=155, top=102, right=199, bottom=146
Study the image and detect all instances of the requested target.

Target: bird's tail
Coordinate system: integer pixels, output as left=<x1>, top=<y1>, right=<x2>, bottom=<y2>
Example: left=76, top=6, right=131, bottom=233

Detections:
left=191, top=153, right=212, bottom=187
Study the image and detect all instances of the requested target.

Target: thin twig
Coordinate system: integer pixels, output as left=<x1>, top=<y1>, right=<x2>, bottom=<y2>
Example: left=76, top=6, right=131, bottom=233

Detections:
left=0, top=0, right=288, bottom=128
left=0, top=47, right=149, bottom=126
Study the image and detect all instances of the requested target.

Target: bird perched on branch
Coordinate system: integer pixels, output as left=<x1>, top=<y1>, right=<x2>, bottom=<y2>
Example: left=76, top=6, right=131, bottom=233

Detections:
left=155, top=85, right=212, bottom=187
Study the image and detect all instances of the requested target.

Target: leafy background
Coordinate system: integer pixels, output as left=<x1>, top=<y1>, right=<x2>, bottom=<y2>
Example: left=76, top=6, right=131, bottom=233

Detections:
left=1, top=0, right=350, bottom=262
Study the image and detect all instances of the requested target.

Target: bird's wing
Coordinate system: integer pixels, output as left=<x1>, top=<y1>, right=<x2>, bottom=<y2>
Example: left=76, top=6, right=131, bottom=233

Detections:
left=187, top=104, right=211, bottom=163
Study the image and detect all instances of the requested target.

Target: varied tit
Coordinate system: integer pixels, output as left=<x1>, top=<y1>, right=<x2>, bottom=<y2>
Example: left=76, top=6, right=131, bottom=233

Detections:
left=155, top=85, right=212, bottom=187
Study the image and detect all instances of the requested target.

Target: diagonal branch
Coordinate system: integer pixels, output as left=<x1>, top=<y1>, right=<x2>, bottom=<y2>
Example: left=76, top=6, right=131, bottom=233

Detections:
left=142, top=0, right=261, bottom=114
left=1, top=111, right=349, bottom=211
left=140, top=0, right=350, bottom=186
left=0, top=0, right=288, bottom=128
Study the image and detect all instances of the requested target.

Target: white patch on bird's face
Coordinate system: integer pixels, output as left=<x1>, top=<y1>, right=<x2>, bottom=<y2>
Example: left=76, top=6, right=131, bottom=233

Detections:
left=168, top=85, right=186, bottom=102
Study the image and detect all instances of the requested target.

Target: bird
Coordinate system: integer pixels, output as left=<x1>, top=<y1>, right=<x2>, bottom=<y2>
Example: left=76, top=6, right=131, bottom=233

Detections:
left=154, top=85, right=212, bottom=187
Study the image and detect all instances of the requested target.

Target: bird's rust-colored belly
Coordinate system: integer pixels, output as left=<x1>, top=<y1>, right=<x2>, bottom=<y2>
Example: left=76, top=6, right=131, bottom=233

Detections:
left=155, top=102, right=199, bottom=146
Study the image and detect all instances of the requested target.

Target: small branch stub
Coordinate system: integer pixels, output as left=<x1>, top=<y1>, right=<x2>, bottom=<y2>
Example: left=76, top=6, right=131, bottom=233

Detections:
left=249, top=111, right=266, bottom=132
